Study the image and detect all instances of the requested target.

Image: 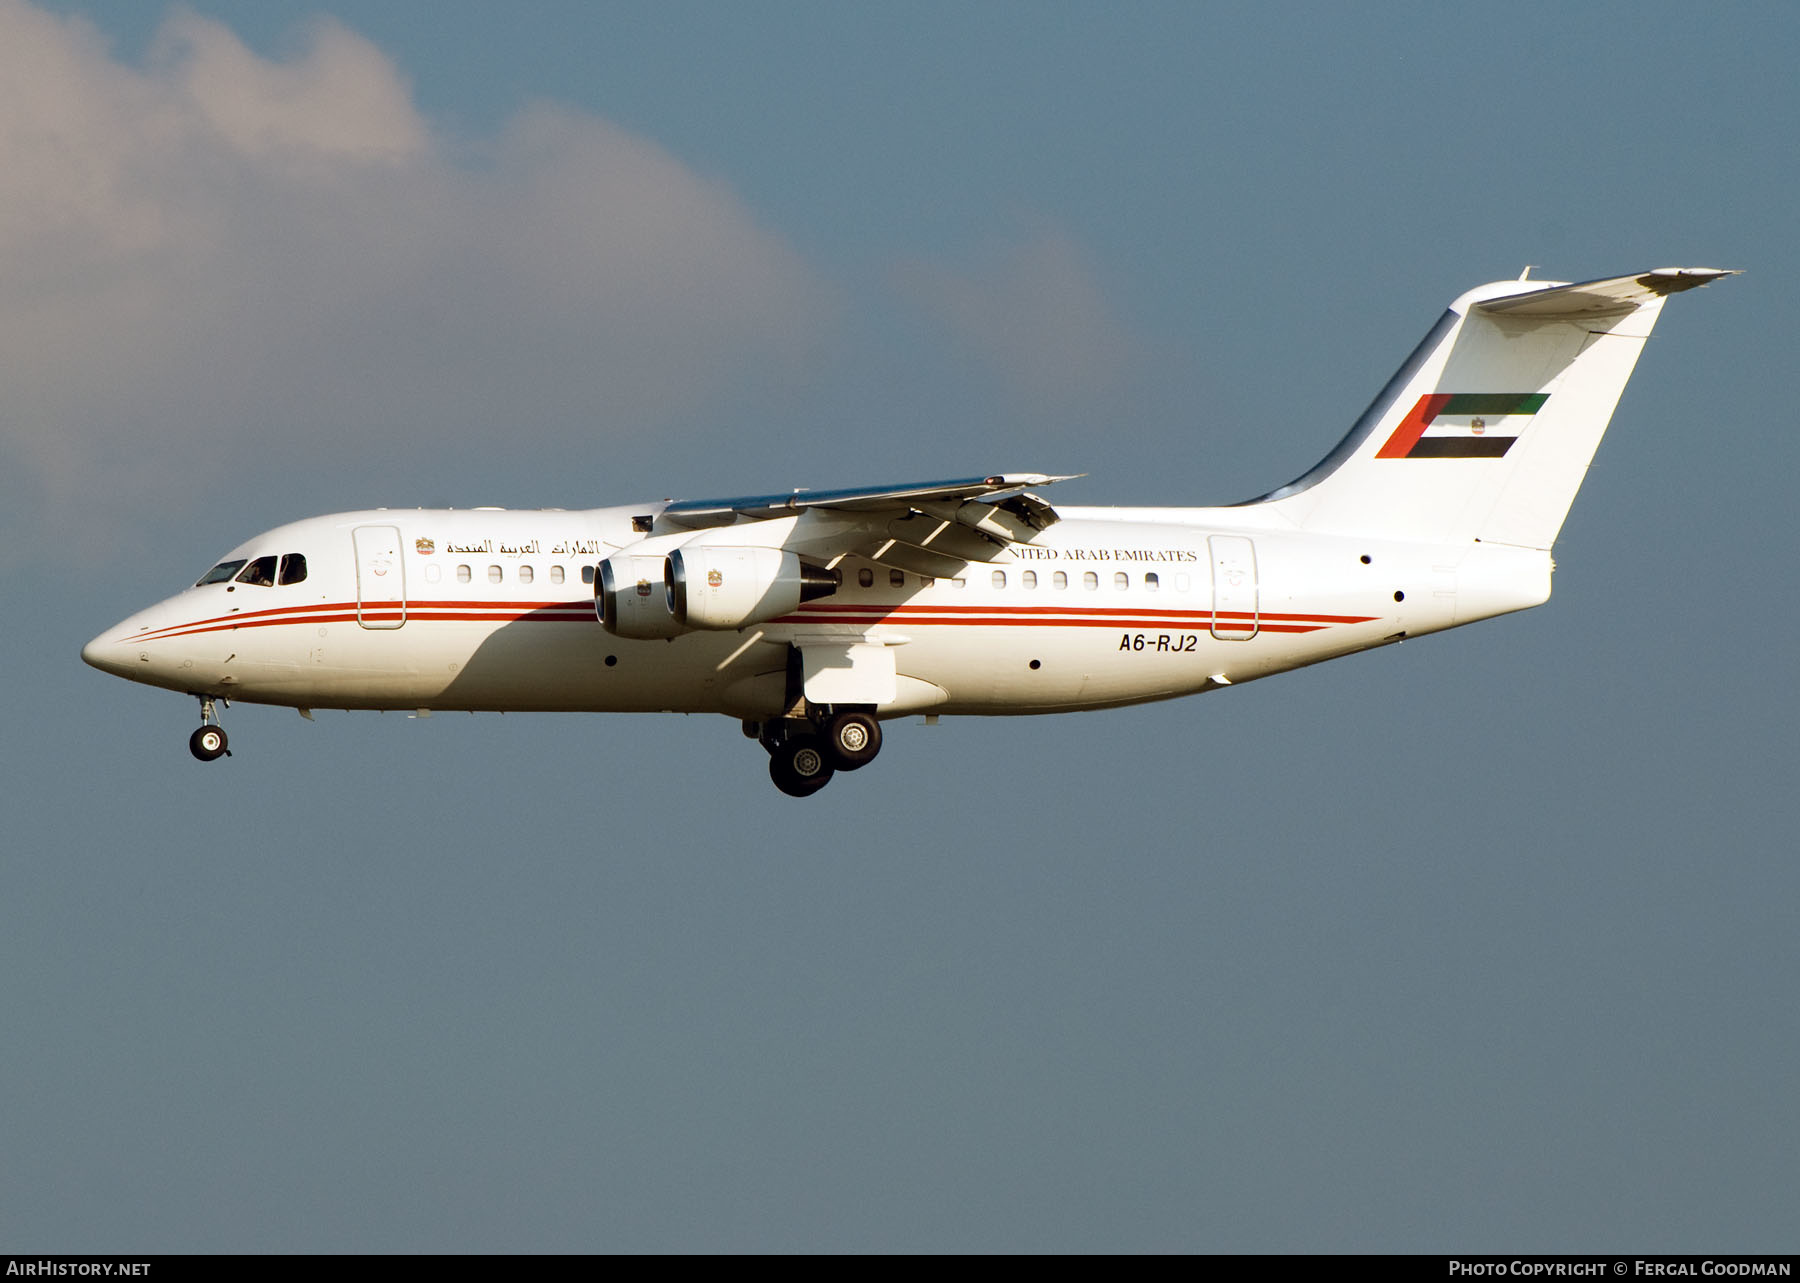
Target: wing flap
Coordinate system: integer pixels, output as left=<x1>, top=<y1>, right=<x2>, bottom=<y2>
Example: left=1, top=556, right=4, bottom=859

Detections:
left=856, top=540, right=979, bottom=580
left=882, top=513, right=1005, bottom=561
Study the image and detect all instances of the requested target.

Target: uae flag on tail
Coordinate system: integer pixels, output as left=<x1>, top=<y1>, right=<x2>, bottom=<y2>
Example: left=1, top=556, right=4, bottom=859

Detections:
left=1376, top=392, right=1549, bottom=459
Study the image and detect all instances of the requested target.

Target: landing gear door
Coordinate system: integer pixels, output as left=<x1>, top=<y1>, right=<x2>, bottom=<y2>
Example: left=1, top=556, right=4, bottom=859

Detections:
left=800, top=642, right=898, bottom=706
left=1208, top=535, right=1258, bottom=640
left=353, top=524, right=406, bottom=630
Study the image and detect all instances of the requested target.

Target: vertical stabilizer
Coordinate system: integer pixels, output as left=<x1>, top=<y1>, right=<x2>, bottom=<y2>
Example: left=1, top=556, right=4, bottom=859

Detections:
left=1249, top=268, right=1734, bottom=549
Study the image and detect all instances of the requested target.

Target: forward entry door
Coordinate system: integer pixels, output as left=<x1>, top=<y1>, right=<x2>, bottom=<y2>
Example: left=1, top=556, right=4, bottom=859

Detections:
left=353, top=524, right=407, bottom=630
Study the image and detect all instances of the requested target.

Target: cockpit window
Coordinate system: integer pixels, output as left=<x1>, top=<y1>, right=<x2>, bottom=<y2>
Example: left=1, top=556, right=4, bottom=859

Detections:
left=234, top=556, right=278, bottom=587
left=197, top=560, right=246, bottom=586
left=279, top=553, right=308, bottom=586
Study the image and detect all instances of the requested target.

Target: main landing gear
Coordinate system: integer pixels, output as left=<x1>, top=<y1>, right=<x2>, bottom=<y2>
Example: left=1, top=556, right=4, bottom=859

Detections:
left=188, top=696, right=230, bottom=762
left=755, top=708, right=884, bottom=797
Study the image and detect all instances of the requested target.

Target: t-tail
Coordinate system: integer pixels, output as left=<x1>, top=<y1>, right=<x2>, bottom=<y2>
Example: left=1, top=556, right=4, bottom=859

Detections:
left=1249, top=267, right=1736, bottom=549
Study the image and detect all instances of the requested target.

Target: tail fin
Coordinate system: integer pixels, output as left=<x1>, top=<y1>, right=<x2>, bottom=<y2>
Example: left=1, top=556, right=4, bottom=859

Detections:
left=1250, top=267, right=1736, bottom=549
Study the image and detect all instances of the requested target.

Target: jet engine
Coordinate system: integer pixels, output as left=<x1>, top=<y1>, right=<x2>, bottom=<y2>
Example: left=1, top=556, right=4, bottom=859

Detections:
left=596, top=553, right=684, bottom=639
left=667, top=546, right=839, bottom=630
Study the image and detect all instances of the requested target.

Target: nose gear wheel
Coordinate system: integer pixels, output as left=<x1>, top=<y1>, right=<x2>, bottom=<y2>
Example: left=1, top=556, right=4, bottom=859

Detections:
left=188, top=695, right=231, bottom=761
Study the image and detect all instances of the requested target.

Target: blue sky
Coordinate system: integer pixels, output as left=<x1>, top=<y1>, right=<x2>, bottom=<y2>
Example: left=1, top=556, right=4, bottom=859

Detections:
left=4, top=0, right=1796, bottom=1252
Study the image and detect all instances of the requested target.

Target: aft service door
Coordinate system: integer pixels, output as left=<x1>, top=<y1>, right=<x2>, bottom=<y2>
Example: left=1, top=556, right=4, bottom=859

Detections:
left=353, top=524, right=406, bottom=630
left=1208, top=535, right=1258, bottom=640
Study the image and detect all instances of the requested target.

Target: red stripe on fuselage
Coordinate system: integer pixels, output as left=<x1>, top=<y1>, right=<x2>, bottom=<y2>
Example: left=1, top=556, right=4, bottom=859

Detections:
left=791, top=602, right=1376, bottom=624
left=121, top=597, right=1377, bottom=644
left=119, top=600, right=594, bottom=644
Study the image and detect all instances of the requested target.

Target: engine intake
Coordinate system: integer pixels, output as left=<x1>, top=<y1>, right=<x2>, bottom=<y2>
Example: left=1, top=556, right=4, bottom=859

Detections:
left=668, top=547, right=838, bottom=630
left=596, top=553, right=684, bottom=639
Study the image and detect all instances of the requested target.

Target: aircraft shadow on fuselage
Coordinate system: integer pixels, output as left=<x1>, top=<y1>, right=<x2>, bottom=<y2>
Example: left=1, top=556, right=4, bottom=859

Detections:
left=428, top=603, right=787, bottom=717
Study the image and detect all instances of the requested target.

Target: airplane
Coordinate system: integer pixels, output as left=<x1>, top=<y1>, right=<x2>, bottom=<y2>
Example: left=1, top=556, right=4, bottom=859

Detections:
left=83, top=266, right=1734, bottom=796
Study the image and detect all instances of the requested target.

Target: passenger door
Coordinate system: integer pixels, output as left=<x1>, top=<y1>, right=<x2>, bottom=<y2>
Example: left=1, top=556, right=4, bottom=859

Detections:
left=352, top=525, right=406, bottom=630
left=1208, top=535, right=1258, bottom=640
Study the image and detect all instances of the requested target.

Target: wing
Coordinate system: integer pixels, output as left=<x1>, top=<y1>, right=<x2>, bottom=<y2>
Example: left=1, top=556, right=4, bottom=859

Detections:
left=650, top=472, right=1081, bottom=578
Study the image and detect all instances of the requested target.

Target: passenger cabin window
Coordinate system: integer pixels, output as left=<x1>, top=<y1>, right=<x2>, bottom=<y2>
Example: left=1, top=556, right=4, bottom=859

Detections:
left=1083, top=571, right=1098, bottom=590
left=519, top=565, right=534, bottom=585
left=581, top=566, right=596, bottom=585
left=487, top=566, right=502, bottom=584
left=1113, top=571, right=1129, bottom=590
left=1144, top=572, right=1159, bottom=591
left=1053, top=570, right=1068, bottom=590
left=991, top=570, right=1007, bottom=590
left=197, top=560, right=246, bottom=586
left=1022, top=570, right=1037, bottom=589
left=550, top=566, right=565, bottom=585
left=235, top=556, right=277, bottom=587
left=279, top=553, right=307, bottom=586
left=858, top=568, right=874, bottom=588
left=890, top=569, right=905, bottom=587
left=457, top=564, right=472, bottom=584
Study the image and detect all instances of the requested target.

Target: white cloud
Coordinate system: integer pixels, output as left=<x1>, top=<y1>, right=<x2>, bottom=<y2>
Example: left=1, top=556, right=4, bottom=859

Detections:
left=151, top=8, right=430, bottom=163
left=0, top=0, right=830, bottom=561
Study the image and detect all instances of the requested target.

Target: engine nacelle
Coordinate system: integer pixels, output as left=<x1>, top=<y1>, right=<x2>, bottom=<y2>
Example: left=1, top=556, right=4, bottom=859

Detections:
left=597, top=553, right=684, bottom=639
left=668, top=546, right=839, bottom=630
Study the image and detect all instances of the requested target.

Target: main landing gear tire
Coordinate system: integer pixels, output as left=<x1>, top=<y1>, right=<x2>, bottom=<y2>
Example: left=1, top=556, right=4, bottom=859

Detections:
left=770, top=738, right=834, bottom=798
left=189, top=725, right=229, bottom=762
left=822, top=711, right=881, bottom=771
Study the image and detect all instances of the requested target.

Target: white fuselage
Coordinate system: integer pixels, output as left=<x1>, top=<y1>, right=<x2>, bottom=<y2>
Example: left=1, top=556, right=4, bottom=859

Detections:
left=79, top=267, right=1729, bottom=793
left=82, top=503, right=1551, bottom=720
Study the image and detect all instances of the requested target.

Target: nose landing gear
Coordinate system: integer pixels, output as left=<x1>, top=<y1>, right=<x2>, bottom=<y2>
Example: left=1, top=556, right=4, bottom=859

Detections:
left=188, top=696, right=230, bottom=761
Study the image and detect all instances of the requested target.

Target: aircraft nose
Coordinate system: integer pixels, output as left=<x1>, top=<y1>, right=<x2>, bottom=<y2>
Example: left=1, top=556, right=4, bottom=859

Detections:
left=81, top=628, right=135, bottom=678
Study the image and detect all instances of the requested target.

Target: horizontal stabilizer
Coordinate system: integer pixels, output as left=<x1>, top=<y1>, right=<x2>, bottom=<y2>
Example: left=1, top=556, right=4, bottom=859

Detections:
left=1475, top=267, right=1738, bottom=317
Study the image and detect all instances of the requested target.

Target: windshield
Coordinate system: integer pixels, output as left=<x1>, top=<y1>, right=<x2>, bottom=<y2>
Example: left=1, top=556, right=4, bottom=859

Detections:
left=196, top=560, right=246, bottom=586
left=234, top=555, right=278, bottom=587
